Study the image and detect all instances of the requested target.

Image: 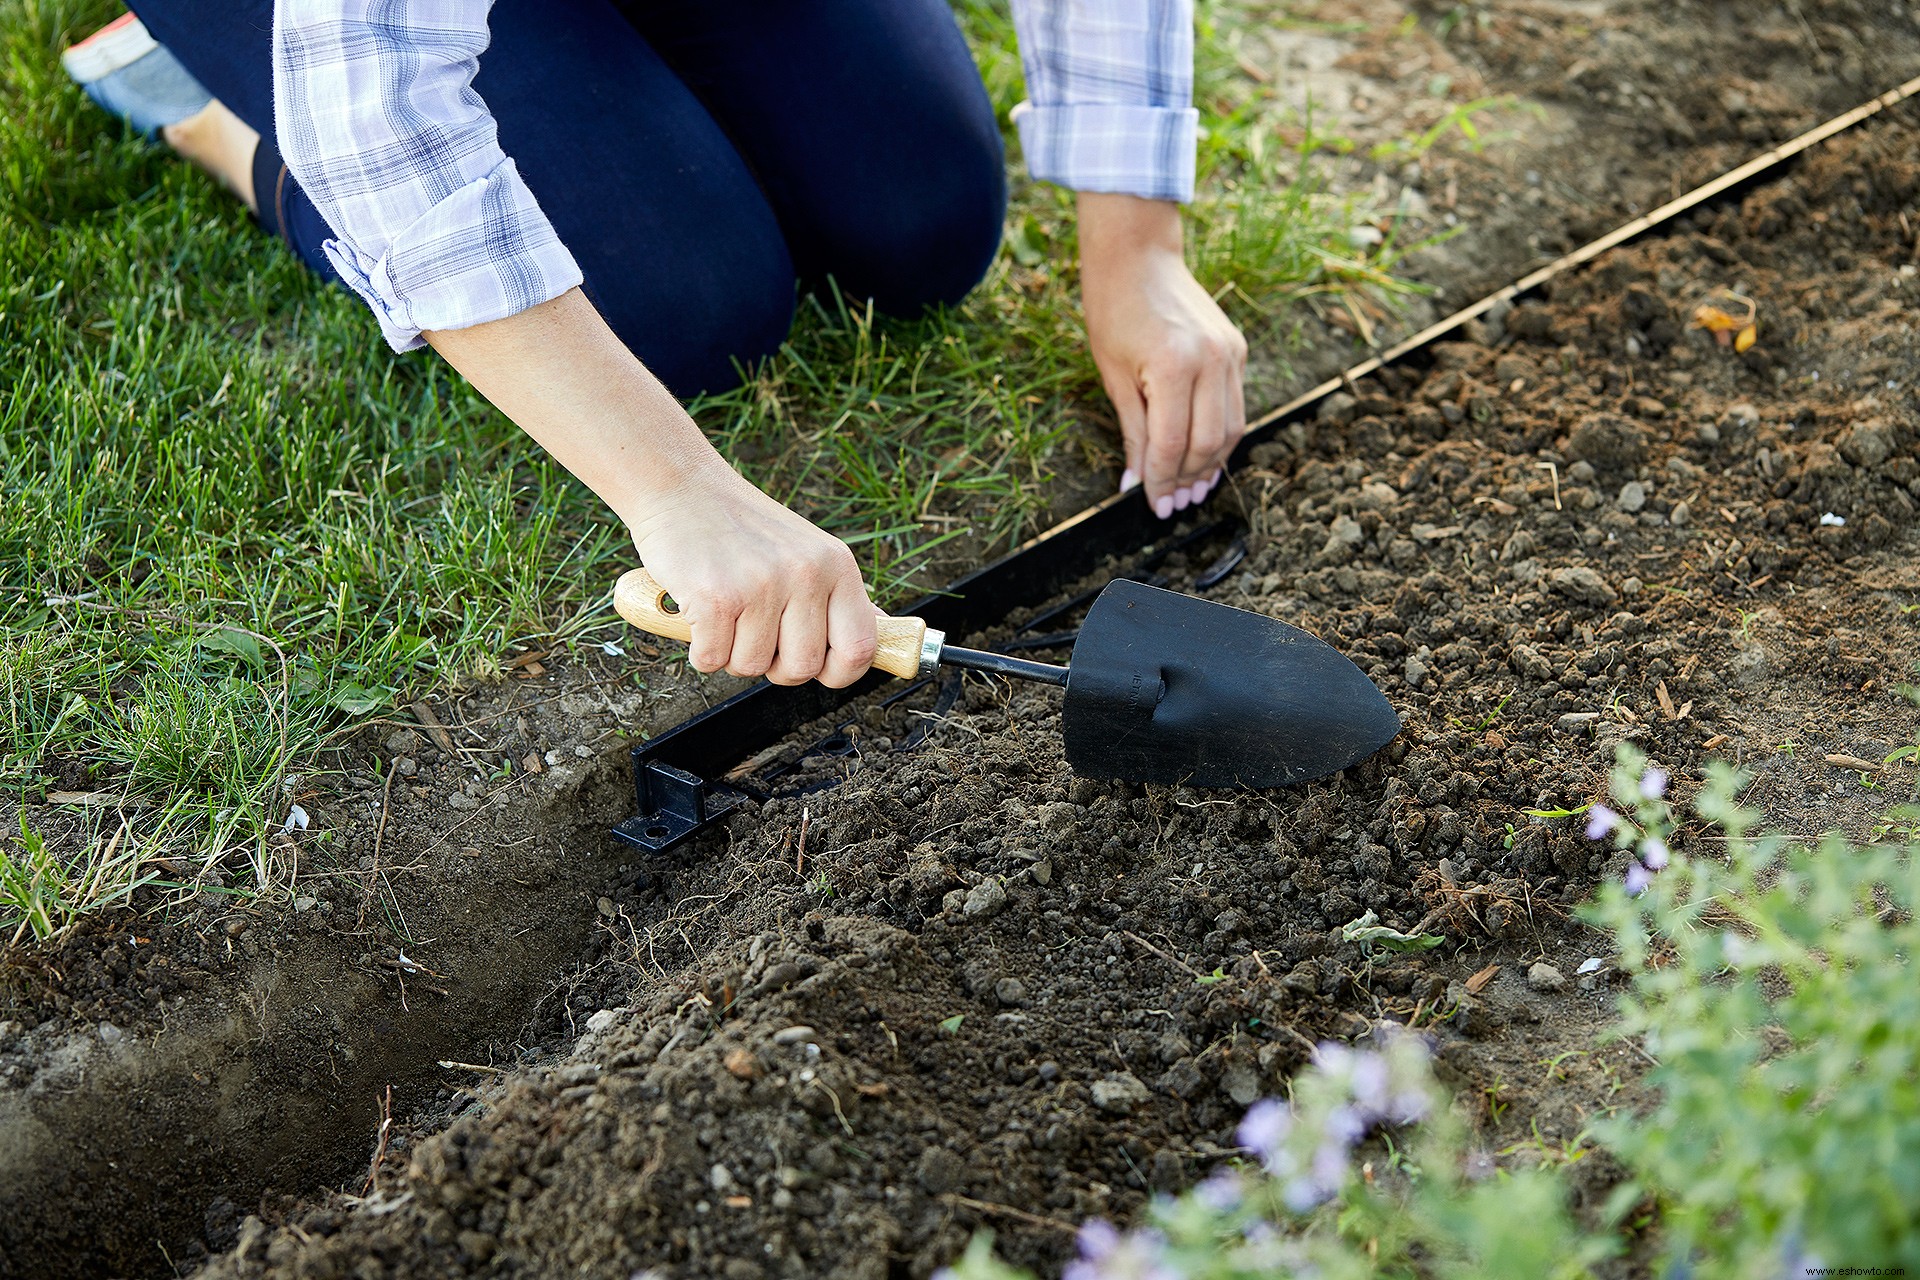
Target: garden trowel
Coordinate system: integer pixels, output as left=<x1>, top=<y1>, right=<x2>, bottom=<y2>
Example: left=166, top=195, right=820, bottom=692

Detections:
left=614, top=570, right=1400, bottom=787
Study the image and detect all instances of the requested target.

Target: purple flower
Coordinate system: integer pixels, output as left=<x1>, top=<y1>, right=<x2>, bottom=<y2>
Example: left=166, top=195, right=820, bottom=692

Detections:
left=1640, top=767, right=1669, bottom=800
left=1062, top=1228, right=1183, bottom=1280
left=1310, top=1138, right=1350, bottom=1192
left=1386, top=1086, right=1432, bottom=1125
left=1076, top=1220, right=1121, bottom=1263
left=1193, top=1169, right=1243, bottom=1212
left=1323, top=1104, right=1368, bottom=1147
left=1237, top=1099, right=1292, bottom=1165
left=1585, top=804, right=1619, bottom=841
left=1349, top=1054, right=1391, bottom=1116
left=1310, top=1041, right=1353, bottom=1076
left=1625, top=861, right=1653, bottom=896
left=1282, top=1173, right=1332, bottom=1214
left=1641, top=837, right=1670, bottom=869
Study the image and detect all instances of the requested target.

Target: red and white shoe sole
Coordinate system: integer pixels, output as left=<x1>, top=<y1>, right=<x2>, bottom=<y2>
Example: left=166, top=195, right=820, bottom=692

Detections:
left=61, top=12, right=159, bottom=84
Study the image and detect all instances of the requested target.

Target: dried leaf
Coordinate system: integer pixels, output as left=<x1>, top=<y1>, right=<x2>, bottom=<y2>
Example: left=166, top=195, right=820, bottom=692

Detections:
left=1692, top=303, right=1742, bottom=333
left=1465, top=963, right=1501, bottom=994
left=1341, top=909, right=1445, bottom=952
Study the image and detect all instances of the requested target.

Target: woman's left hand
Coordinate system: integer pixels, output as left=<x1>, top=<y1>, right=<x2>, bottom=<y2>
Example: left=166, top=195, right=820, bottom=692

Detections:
left=1079, top=191, right=1248, bottom=519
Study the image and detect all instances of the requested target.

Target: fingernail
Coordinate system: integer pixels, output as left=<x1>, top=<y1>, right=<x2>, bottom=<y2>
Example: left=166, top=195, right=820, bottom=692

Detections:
left=1119, top=467, right=1139, bottom=493
left=1173, top=486, right=1193, bottom=511
left=1194, top=477, right=1214, bottom=502
left=1153, top=494, right=1174, bottom=519
left=1208, top=468, right=1223, bottom=486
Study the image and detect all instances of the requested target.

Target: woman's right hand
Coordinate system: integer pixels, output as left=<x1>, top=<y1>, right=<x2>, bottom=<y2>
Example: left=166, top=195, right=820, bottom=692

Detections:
left=423, top=288, right=879, bottom=691
left=627, top=464, right=879, bottom=688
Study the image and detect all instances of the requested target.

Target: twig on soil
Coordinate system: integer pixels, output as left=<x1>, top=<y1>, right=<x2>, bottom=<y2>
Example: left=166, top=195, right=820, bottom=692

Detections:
left=357, top=768, right=396, bottom=930
left=1536, top=460, right=1562, bottom=510
left=1117, top=929, right=1202, bottom=978
left=361, top=1085, right=393, bottom=1196
left=941, top=1194, right=1078, bottom=1234
left=408, top=701, right=459, bottom=757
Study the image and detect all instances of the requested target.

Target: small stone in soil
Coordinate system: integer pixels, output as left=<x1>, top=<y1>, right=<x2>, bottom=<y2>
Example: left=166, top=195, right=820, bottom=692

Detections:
left=772, top=1026, right=816, bottom=1046
left=1616, top=480, right=1648, bottom=513
left=915, top=1146, right=968, bottom=1195
left=1527, top=962, right=1569, bottom=993
left=993, top=978, right=1028, bottom=1007
left=1091, top=1072, right=1152, bottom=1114
left=382, top=729, right=423, bottom=755
left=1222, top=1062, right=1261, bottom=1107
left=962, top=879, right=1008, bottom=918
left=1549, top=565, right=1618, bottom=606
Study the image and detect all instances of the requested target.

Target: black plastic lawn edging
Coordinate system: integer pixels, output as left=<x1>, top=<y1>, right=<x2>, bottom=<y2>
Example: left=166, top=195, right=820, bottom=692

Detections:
left=609, top=73, right=1920, bottom=855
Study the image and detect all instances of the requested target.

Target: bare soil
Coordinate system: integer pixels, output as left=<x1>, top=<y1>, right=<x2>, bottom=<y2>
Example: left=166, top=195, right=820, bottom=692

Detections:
left=7, top=4, right=1920, bottom=1277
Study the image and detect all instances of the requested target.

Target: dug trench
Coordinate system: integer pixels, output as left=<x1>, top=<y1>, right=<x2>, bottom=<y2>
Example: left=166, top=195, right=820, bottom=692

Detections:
left=151, top=116, right=1920, bottom=1278
left=9, top=90, right=1920, bottom=1280
left=0, top=664, right=723, bottom=1279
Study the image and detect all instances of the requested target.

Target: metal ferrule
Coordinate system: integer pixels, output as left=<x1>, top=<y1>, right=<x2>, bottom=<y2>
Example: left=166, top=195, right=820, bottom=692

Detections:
left=919, top=628, right=946, bottom=678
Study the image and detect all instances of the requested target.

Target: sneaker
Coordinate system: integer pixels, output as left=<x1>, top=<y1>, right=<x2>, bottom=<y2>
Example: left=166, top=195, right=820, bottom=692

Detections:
left=62, top=13, right=212, bottom=137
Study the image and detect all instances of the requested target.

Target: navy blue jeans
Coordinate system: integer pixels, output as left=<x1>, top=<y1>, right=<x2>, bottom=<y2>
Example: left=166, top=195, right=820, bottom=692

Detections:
left=128, top=0, right=1007, bottom=395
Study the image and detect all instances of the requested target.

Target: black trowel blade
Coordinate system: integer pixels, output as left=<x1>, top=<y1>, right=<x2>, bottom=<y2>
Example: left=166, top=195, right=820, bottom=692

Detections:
left=1062, top=579, right=1400, bottom=786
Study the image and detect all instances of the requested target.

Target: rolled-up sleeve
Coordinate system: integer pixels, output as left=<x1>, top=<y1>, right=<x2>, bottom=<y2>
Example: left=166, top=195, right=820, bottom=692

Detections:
left=272, top=0, right=582, bottom=351
left=1008, top=0, right=1198, bottom=203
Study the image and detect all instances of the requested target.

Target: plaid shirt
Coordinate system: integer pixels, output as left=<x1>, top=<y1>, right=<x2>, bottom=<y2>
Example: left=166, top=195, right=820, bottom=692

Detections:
left=272, top=0, right=1196, bottom=352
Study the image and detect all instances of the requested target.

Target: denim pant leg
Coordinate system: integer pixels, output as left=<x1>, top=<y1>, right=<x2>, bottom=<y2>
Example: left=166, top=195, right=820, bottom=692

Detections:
left=624, top=0, right=1008, bottom=315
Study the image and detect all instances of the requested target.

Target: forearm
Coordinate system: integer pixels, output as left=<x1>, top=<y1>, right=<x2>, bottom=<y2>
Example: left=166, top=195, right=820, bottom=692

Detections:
left=424, top=288, right=729, bottom=529
left=1078, top=191, right=1183, bottom=268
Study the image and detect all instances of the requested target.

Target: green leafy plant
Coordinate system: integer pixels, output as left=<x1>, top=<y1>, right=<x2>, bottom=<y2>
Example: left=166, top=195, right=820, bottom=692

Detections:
left=1584, top=748, right=1920, bottom=1275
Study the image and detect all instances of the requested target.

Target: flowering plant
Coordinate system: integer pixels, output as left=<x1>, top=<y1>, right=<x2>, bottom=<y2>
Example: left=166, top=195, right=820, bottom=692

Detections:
left=1583, top=749, right=1920, bottom=1276
left=943, top=1030, right=1603, bottom=1280
left=947, top=748, right=1920, bottom=1279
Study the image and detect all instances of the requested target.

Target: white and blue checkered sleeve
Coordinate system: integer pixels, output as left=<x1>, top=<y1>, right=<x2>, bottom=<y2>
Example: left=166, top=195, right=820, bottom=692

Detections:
left=1008, top=0, right=1198, bottom=203
left=271, top=0, right=582, bottom=352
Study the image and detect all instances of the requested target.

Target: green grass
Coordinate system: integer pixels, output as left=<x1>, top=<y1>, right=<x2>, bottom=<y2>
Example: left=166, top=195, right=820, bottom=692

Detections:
left=0, top=0, right=1447, bottom=931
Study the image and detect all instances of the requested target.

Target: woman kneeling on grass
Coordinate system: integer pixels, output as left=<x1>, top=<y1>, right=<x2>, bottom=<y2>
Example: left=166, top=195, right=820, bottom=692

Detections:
left=65, top=0, right=1247, bottom=687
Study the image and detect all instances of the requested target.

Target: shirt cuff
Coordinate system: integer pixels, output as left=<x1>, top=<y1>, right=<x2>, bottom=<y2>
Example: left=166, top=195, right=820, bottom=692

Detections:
left=321, top=157, right=583, bottom=353
left=1012, top=102, right=1199, bottom=203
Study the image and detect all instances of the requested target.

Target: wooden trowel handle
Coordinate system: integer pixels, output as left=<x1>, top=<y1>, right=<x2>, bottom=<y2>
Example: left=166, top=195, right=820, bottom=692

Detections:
left=612, top=567, right=934, bottom=680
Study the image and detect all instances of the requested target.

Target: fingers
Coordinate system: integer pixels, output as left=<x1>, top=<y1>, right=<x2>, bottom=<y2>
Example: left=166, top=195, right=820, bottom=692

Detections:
left=1143, top=365, right=1196, bottom=519
left=766, top=589, right=828, bottom=686
left=820, top=576, right=881, bottom=688
left=1181, top=370, right=1228, bottom=495
left=683, top=595, right=738, bottom=675
left=1105, top=372, right=1149, bottom=496
left=689, top=550, right=874, bottom=688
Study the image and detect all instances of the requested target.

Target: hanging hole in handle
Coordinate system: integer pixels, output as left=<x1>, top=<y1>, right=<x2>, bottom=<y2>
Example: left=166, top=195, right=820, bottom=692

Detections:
left=658, top=592, right=681, bottom=616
